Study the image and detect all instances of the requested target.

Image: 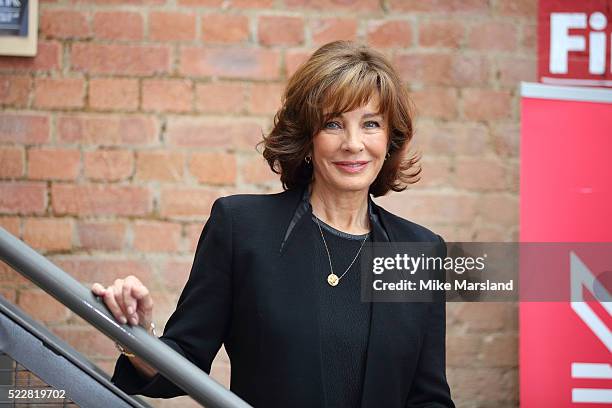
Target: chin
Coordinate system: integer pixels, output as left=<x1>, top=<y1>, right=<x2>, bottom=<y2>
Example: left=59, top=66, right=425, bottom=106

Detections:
left=332, top=177, right=373, bottom=193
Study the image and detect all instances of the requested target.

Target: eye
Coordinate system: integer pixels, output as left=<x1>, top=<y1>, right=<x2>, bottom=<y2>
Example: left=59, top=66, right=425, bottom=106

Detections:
left=324, top=121, right=341, bottom=129
left=364, top=121, right=380, bottom=128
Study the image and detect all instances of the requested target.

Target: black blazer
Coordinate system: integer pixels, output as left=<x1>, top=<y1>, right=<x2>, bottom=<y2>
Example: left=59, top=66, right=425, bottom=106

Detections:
left=111, top=184, right=455, bottom=408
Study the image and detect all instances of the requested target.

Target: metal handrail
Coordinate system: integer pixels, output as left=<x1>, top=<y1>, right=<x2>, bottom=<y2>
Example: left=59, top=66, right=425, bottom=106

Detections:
left=0, top=227, right=251, bottom=408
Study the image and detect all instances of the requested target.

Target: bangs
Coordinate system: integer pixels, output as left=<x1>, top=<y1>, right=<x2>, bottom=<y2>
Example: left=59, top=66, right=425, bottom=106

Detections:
left=318, top=64, right=394, bottom=122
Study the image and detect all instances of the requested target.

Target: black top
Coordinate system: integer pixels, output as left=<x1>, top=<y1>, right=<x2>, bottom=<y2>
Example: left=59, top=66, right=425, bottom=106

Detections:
left=311, top=215, right=372, bottom=408
left=109, top=186, right=454, bottom=408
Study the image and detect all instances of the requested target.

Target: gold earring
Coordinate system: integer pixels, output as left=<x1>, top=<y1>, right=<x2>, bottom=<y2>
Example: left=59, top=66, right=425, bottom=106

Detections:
left=384, top=152, right=391, bottom=160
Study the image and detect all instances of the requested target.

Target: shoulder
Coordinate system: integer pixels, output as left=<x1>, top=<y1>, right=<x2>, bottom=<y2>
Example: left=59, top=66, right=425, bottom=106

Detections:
left=211, top=189, right=297, bottom=218
left=374, top=202, right=444, bottom=244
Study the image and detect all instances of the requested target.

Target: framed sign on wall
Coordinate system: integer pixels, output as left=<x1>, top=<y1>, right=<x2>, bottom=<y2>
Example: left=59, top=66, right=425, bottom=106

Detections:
left=0, top=0, right=37, bottom=57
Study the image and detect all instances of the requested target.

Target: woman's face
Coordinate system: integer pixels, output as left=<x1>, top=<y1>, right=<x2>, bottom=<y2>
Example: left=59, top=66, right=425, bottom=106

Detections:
left=311, top=93, right=389, bottom=194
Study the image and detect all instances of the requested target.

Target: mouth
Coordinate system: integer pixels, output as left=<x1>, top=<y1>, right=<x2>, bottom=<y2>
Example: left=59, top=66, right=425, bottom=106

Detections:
left=332, top=161, right=370, bottom=173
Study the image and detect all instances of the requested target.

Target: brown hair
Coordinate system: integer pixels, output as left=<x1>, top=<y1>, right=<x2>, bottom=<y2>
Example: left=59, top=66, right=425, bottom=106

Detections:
left=258, top=40, right=421, bottom=197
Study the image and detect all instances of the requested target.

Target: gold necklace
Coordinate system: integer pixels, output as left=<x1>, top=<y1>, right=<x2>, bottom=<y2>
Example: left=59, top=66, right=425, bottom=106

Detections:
left=313, top=215, right=370, bottom=287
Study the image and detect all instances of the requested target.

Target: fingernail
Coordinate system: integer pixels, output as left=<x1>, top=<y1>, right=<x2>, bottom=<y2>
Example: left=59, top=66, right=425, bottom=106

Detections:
left=127, top=306, right=133, bottom=315
left=120, top=316, right=127, bottom=324
left=131, top=316, right=138, bottom=325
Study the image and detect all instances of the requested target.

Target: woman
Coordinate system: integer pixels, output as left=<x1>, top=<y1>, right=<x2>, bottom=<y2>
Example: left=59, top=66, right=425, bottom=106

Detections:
left=92, top=40, right=454, bottom=408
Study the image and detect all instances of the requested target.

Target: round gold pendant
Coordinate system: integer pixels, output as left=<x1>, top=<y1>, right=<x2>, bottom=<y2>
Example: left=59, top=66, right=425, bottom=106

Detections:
left=327, top=273, right=339, bottom=286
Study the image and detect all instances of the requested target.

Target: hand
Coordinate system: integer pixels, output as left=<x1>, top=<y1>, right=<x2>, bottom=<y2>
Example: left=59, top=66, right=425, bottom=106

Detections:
left=91, top=276, right=154, bottom=330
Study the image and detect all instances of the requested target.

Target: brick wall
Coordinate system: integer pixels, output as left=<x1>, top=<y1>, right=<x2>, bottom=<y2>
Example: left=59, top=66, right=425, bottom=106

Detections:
left=0, top=0, right=536, bottom=406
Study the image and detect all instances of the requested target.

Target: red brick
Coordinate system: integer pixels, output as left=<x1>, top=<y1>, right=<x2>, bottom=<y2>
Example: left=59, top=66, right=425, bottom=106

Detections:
left=366, top=20, right=412, bottom=48
left=0, top=182, right=46, bottom=214
left=284, top=0, right=379, bottom=11
left=52, top=327, right=116, bottom=356
left=77, top=220, right=127, bottom=251
left=178, top=0, right=222, bottom=5
left=135, top=150, right=184, bottom=182
left=496, top=56, right=537, bottom=87
left=495, top=0, right=536, bottom=17
left=133, top=221, right=182, bottom=252
left=166, top=117, right=262, bottom=150
left=226, top=0, right=273, bottom=6
left=0, top=216, right=20, bottom=236
left=462, top=89, right=513, bottom=121
left=180, top=47, right=280, bottom=79
left=84, top=149, right=134, bottom=181
left=522, top=23, right=536, bottom=50
left=389, top=0, right=488, bottom=13
left=0, top=41, right=61, bottom=72
left=284, top=49, right=313, bottom=78
left=55, top=257, right=153, bottom=285
left=241, top=155, right=277, bottom=184
left=189, top=152, right=237, bottom=185
left=23, top=218, right=73, bottom=251
left=40, top=10, right=89, bottom=39
left=201, top=13, right=249, bottom=44
left=161, top=260, right=192, bottom=291
left=150, top=11, right=196, bottom=41
left=394, top=52, right=489, bottom=86
left=184, top=222, right=203, bottom=252
left=491, top=122, right=519, bottom=157
left=411, top=156, right=452, bottom=189
left=447, top=331, right=482, bottom=366
left=196, top=82, right=247, bottom=113
left=481, top=333, right=518, bottom=367
left=453, top=157, right=507, bottom=191
left=414, top=121, right=489, bottom=156
left=377, top=191, right=477, bottom=227
left=248, top=82, right=283, bottom=115
left=142, top=79, right=193, bottom=113
left=18, top=289, right=69, bottom=323
left=52, top=184, right=152, bottom=216
left=0, top=75, right=31, bottom=106
left=69, top=0, right=164, bottom=3
left=159, top=188, right=218, bottom=218
left=71, top=43, right=171, bottom=75
left=258, top=16, right=304, bottom=46
left=28, top=147, right=80, bottom=180
left=468, top=21, right=518, bottom=52
left=478, top=193, right=519, bottom=227
left=410, top=87, right=458, bottom=120
left=311, top=18, right=357, bottom=45
left=34, top=78, right=85, bottom=109
left=0, top=287, right=16, bottom=302
left=0, top=260, right=30, bottom=286
left=93, top=11, right=143, bottom=41
left=418, top=20, right=464, bottom=48
left=0, top=113, right=50, bottom=144
left=89, top=78, right=139, bottom=111
left=450, top=302, right=513, bottom=331
left=0, top=146, right=24, bottom=178
left=57, top=114, right=158, bottom=146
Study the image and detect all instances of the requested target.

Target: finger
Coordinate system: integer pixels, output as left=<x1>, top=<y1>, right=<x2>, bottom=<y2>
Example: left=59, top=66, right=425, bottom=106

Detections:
left=91, top=283, right=106, bottom=296
left=133, top=286, right=153, bottom=326
left=112, top=279, right=127, bottom=320
left=104, top=286, right=127, bottom=324
left=122, top=278, right=139, bottom=325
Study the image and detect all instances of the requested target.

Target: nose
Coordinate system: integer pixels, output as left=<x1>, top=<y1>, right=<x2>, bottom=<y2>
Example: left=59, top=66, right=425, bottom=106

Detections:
left=341, top=126, right=365, bottom=152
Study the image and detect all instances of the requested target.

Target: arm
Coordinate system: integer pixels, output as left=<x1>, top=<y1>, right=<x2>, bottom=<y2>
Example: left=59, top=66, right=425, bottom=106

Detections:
left=405, top=234, right=455, bottom=408
left=111, top=197, right=234, bottom=397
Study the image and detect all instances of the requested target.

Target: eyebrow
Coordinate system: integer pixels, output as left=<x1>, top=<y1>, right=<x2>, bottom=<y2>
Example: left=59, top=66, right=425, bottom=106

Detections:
left=327, top=112, right=383, bottom=119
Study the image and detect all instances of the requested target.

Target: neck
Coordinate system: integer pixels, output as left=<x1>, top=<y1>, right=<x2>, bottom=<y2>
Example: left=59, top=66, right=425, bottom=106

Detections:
left=308, top=181, right=371, bottom=235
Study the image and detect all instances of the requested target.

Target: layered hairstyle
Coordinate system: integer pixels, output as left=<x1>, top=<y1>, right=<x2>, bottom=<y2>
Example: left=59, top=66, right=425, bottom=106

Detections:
left=258, top=40, right=421, bottom=197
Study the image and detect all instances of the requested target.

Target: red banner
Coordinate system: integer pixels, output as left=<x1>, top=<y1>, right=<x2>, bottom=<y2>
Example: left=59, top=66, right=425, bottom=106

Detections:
left=520, top=83, right=612, bottom=406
